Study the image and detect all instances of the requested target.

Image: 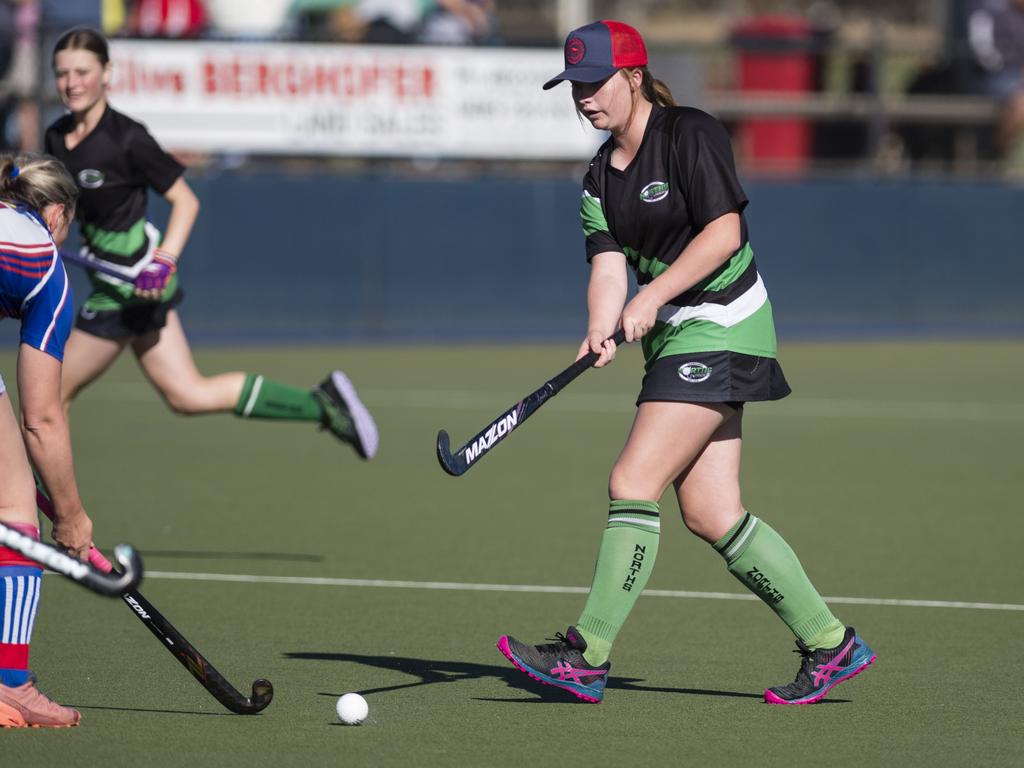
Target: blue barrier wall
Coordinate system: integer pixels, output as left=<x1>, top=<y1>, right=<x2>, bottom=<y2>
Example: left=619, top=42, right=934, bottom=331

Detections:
left=6, top=174, right=1024, bottom=346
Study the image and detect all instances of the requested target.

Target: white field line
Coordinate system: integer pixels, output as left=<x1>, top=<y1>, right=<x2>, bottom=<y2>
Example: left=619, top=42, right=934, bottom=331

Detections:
left=140, top=570, right=1024, bottom=612
left=84, top=383, right=1024, bottom=422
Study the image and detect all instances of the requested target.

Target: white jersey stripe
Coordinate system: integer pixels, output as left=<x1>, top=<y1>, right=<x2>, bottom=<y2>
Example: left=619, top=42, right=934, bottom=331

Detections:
left=39, top=269, right=69, bottom=354
left=20, top=245, right=58, bottom=308
left=653, top=272, right=768, bottom=329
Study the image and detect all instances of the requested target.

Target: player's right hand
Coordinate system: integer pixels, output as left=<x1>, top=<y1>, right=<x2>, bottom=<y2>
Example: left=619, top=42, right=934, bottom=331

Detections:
left=52, top=508, right=94, bottom=562
left=133, top=249, right=177, bottom=299
left=577, top=330, right=618, bottom=368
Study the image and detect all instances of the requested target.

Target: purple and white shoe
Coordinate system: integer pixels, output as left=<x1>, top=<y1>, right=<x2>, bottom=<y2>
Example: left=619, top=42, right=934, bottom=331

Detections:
left=497, top=626, right=610, bottom=703
left=314, top=370, right=378, bottom=460
left=765, top=626, right=876, bottom=705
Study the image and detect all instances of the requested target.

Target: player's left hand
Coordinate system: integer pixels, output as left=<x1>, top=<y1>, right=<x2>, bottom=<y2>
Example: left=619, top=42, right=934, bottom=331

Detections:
left=52, top=507, right=94, bottom=562
left=621, top=294, right=659, bottom=343
left=134, top=249, right=177, bottom=299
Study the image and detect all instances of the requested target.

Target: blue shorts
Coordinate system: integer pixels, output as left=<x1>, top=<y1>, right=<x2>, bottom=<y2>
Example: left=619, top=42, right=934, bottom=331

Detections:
left=976, top=69, right=1024, bottom=103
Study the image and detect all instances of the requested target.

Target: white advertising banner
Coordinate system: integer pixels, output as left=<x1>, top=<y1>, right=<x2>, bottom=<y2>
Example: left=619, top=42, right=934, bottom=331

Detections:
left=106, top=40, right=601, bottom=159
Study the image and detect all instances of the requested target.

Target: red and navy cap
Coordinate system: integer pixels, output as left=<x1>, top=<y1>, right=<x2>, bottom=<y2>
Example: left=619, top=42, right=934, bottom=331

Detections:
left=543, top=20, right=648, bottom=90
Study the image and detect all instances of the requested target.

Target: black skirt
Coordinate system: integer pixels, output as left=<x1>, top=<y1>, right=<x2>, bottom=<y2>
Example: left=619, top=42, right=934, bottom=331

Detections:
left=637, top=351, right=791, bottom=406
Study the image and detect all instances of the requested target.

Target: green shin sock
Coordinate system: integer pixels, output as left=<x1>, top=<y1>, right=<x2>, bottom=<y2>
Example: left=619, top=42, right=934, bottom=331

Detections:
left=234, top=374, right=322, bottom=421
left=576, top=500, right=661, bottom=666
left=714, top=511, right=846, bottom=650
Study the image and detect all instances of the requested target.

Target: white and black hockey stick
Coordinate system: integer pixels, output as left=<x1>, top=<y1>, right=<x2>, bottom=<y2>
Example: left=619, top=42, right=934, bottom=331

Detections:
left=436, top=329, right=626, bottom=476
left=58, top=248, right=135, bottom=280
left=0, top=520, right=142, bottom=597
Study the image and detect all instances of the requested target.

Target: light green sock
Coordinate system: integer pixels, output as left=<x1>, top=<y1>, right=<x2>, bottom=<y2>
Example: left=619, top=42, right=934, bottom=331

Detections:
left=714, top=511, right=846, bottom=650
left=576, top=500, right=661, bottom=666
left=234, top=374, right=322, bottom=421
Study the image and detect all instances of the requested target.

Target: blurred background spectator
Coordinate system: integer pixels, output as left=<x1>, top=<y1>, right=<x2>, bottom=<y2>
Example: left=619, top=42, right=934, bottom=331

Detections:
left=0, top=0, right=40, bottom=150
left=352, top=0, right=425, bottom=43
left=205, top=0, right=291, bottom=39
left=290, top=0, right=499, bottom=44
left=967, top=0, right=1024, bottom=157
left=129, top=0, right=207, bottom=38
left=289, top=0, right=366, bottom=43
left=418, top=0, right=499, bottom=45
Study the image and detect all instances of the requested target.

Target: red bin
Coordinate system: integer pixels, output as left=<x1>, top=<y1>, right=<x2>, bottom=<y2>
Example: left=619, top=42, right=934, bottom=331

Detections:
left=732, top=16, right=816, bottom=172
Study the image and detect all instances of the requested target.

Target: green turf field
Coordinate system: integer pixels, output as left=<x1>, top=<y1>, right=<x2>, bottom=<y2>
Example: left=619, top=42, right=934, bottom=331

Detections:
left=2, top=340, right=1022, bottom=766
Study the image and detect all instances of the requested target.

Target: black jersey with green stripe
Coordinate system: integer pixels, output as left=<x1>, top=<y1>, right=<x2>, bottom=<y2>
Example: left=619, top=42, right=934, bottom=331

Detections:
left=45, top=106, right=183, bottom=307
left=581, top=104, right=779, bottom=365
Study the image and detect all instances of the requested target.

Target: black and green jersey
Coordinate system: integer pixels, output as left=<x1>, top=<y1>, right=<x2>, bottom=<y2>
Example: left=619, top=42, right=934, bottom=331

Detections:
left=581, top=104, right=778, bottom=366
left=45, top=105, right=184, bottom=308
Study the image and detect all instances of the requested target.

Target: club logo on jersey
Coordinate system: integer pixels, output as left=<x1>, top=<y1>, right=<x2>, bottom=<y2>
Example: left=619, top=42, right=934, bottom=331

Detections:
left=78, top=169, right=105, bottom=189
left=566, top=37, right=586, bottom=65
left=678, top=362, right=713, bottom=383
left=639, top=181, right=670, bottom=203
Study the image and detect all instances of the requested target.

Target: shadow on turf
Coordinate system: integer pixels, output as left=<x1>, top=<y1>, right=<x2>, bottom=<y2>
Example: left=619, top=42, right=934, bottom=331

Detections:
left=287, top=651, right=787, bottom=703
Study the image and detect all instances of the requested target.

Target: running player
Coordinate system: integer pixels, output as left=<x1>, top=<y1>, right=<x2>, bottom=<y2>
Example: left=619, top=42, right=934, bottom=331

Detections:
left=496, top=20, right=875, bottom=706
left=0, top=152, right=91, bottom=728
left=44, top=28, right=377, bottom=460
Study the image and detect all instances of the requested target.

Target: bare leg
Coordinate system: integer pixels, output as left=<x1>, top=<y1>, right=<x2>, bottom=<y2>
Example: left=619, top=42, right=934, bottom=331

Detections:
left=608, top=400, right=735, bottom=502
left=0, top=393, right=36, bottom=527
left=563, top=401, right=736, bottom=670
left=132, top=310, right=245, bottom=415
left=59, top=329, right=129, bottom=414
left=674, top=409, right=745, bottom=543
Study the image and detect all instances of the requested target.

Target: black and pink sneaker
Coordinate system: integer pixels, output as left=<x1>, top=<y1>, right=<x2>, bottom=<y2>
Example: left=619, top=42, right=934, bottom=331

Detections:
left=497, top=626, right=610, bottom=703
left=765, top=626, right=876, bottom=705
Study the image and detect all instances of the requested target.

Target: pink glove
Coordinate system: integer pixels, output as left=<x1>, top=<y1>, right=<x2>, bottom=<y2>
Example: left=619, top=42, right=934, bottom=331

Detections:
left=134, top=249, right=177, bottom=297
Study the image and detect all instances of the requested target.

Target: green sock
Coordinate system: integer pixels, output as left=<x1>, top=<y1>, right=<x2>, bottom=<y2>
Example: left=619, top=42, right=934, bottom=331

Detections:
left=714, top=511, right=846, bottom=650
left=576, top=500, right=661, bottom=666
left=234, top=374, right=322, bottom=421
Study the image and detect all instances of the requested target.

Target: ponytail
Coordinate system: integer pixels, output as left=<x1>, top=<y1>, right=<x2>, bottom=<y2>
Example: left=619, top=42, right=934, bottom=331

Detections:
left=620, top=66, right=676, bottom=133
left=640, top=69, right=676, bottom=108
left=0, top=152, right=79, bottom=224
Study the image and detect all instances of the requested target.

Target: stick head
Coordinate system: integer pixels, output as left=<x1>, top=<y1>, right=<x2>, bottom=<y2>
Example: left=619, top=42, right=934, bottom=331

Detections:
left=436, top=430, right=466, bottom=476
left=110, top=544, right=144, bottom=593
left=246, top=679, right=274, bottom=714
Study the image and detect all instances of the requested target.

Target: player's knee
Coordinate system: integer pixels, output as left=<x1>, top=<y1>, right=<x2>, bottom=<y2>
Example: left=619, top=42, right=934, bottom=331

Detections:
left=608, top=461, right=657, bottom=501
left=162, top=387, right=202, bottom=415
left=680, top=498, right=743, bottom=542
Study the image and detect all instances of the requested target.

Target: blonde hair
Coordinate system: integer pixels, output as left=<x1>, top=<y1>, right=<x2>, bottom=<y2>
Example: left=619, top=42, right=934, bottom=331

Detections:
left=0, top=153, right=79, bottom=226
left=621, top=66, right=676, bottom=132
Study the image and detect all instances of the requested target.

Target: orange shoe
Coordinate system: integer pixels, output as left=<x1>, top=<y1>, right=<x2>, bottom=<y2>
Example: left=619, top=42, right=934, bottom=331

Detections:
left=0, top=680, right=80, bottom=728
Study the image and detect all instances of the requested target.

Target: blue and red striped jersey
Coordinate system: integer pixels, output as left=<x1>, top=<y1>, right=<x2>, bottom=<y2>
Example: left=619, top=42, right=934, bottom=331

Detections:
left=0, top=201, right=73, bottom=361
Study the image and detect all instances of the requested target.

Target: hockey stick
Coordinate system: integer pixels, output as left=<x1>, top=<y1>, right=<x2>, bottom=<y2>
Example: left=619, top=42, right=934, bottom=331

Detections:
left=436, top=329, right=626, bottom=476
left=0, top=520, right=142, bottom=597
left=58, top=248, right=134, bottom=280
left=36, top=491, right=274, bottom=715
